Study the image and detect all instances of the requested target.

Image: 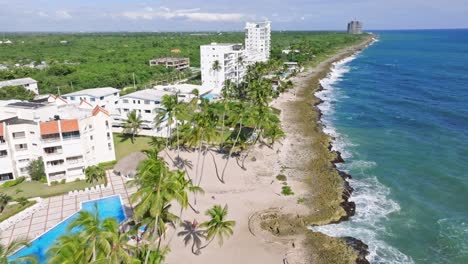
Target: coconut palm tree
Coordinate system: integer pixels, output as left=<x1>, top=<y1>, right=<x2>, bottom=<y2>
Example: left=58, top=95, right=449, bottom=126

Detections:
left=85, top=165, right=106, bottom=184
left=211, top=60, right=221, bottom=90
left=0, top=238, right=37, bottom=264
left=67, top=207, right=112, bottom=262
left=177, top=220, right=205, bottom=255
left=124, top=110, right=143, bottom=143
left=134, top=244, right=170, bottom=264
left=200, top=205, right=235, bottom=248
left=155, top=94, right=178, bottom=150
left=99, top=218, right=134, bottom=264
left=0, top=194, right=12, bottom=213
left=47, top=234, right=89, bottom=264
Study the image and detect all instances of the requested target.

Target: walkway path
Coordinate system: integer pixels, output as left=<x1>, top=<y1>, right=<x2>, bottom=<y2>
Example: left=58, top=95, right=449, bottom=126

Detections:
left=0, top=172, right=136, bottom=246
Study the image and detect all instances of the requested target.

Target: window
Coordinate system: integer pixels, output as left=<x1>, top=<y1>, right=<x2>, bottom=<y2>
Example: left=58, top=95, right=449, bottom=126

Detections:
left=105, top=121, right=109, bottom=128
left=0, top=173, right=13, bottom=182
left=123, top=99, right=129, bottom=104
left=138, top=100, right=141, bottom=104
left=15, top=144, right=28, bottom=151
left=123, top=108, right=129, bottom=112
left=107, top=132, right=111, bottom=140
left=90, top=135, right=94, bottom=140
left=100, top=96, right=104, bottom=100
left=0, top=150, right=7, bottom=157
left=133, top=100, right=136, bottom=104
left=144, top=110, right=151, bottom=114
left=144, top=100, right=150, bottom=105
left=89, top=124, right=93, bottom=129
left=90, top=98, right=96, bottom=102
left=70, top=96, right=76, bottom=101
left=30, top=131, right=35, bottom=135
left=12, top=132, right=26, bottom=139
left=108, top=143, right=112, bottom=151
left=18, top=158, right=29, bottom=163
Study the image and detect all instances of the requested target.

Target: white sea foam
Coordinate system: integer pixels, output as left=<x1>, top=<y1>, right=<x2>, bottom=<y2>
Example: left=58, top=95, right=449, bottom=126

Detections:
left=312, top=51, right=414, bottom=263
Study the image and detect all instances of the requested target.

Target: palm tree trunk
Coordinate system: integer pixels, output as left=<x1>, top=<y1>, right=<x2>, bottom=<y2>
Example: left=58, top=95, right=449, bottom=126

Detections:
left=221, top=119, right=243, bottom=182
left=197, top=148, right=208, bottom=186
left=208, top=150, right=223, bottom=183
left=200, top=235, right=216, bottom=250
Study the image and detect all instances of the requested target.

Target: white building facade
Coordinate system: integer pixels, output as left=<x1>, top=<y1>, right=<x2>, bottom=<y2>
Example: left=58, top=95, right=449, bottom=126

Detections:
left=200, top=43, right=246, bottom=94
left=0, top=101, right=116, bottom=185
left=0, top=78, right=39, bottom=94
left=245, top=21, right=271, bottom=63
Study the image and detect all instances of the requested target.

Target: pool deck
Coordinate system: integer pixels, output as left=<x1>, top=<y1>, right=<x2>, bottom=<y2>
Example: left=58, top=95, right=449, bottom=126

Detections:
left=0, top=172, right=136, bottom=246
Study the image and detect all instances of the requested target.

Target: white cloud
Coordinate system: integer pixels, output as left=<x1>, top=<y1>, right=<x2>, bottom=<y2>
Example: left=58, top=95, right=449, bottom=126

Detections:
left=121, top=7, right=244, bottom=22
left=56, top=10, right=72, bottom=19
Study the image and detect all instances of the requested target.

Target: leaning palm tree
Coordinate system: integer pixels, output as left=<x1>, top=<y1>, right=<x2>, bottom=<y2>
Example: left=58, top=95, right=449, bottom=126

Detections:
left=177, top=220, right=205, bottom=255
left=124, top=110, right=143, bottom=143
left=0, top=238, right=37, bottom=264
left=85, top=165, right=106, bottom=184
left=99, top=218, right=134, bottom=264
left=155, top=94, right=179, bottom=152
left=200, top=204, right=235, bottom=248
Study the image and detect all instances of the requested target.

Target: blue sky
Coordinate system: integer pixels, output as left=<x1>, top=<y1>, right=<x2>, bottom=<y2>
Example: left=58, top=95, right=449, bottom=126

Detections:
left=1, top=0, right=467, bottom=32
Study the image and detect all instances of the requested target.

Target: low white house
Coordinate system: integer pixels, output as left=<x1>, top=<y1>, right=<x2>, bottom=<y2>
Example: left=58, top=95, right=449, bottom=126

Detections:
left=0, top=78, right=39, bottom=94
left=62, top=87, right=120, bottom=114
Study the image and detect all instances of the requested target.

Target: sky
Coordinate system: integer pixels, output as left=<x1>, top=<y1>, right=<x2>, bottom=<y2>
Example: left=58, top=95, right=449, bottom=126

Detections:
left=0, top=0, right=467, bottom=32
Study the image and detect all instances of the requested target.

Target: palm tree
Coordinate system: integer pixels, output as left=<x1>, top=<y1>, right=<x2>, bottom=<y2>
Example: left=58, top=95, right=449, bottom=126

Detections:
left=134, top=244, right=170, bottom=264
left=155, top=94, right=180, bottom=153
left=0, top=194, right=12, bottom=213
left=211, top=60, right=221, bottom=91
left=200, top=205, right=235, bottom=248
left=99, top=218, right=134, bottom=264
left=124, top=110, right=143, bottom=143
left=177, top=220, right=205, bottom=255
left=0, top=238, right=37, bottom=264
left=67, top=207, right=112, bottom=262
left=85, top=165, right=106, bottom=184
left=48, top=234, right=89, bottom=264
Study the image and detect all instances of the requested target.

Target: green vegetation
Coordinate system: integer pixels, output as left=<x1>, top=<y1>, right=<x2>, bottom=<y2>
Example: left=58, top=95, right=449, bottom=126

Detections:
left=281, top=186, right=295, bottom=196
left=123, top=110, right=143, bottom=142
left=276, top=174, right=287, bottom=181
left=0, top=193, right=12, bottom=213
left=85, top=165, right=106, bottom=184
left=0, top=85, right=35, bottom=100
left=0, top=32, right=364, bottom=94
left=1, top=176, right=25, bottom=188
left=0, top=237, right=38, bottom=264
left=113, top=133, right=152, bottom=161
left=27, top=158, right=46, bottom=181
left=0, top=179, right=103, bottom=199
left=0, top=200, right=36, bottom=223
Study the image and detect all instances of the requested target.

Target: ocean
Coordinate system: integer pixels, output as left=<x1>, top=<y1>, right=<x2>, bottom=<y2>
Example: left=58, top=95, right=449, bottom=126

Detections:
left=312, top=30, right=468, bottom=264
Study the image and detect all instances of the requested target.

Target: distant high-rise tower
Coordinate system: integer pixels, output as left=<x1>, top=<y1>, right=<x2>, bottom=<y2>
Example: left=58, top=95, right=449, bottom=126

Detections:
left=347, top=21, right=363, bottom=34
left=245, top=21, right=271, bottom=62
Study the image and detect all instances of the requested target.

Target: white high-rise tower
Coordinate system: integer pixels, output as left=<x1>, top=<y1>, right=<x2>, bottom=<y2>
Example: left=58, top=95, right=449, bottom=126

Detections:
left=245, top=21, right=271, bottom=62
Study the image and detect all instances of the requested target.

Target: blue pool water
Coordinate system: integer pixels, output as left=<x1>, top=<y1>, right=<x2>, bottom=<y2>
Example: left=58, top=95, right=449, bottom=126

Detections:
left=312, top=30, right=468, bottom=263
left=203, top=93, right=219, bottom=100
left=10, top=195, right=126, bottom=263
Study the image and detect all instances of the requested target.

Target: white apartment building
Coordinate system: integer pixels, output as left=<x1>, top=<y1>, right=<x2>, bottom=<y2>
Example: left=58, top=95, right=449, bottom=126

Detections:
left=200, top=43, right=246, bottom=94
left=0, top=101, right=116, bottom=185
left=61, top=87, right=120, bottom=111
left=245, top=21, right=271, bottom=63
left=0, top=78, right=39, bottom=94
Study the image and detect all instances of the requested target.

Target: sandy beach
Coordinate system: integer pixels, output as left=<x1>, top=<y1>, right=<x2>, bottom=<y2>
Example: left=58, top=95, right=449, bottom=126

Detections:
left=163, top=36, right=376, bottom=264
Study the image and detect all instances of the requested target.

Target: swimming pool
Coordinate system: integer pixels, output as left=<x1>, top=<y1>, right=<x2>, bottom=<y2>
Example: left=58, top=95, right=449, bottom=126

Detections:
left=203, top=93, right=219, bottom=100
left=9, top=195, right=126, bottom=264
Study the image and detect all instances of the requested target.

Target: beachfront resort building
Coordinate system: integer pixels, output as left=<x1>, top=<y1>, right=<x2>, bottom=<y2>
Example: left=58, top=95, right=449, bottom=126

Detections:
left=200, top=43, right=246, bottom=94
left=347, top=21, right=363, bottom=34
left=0, top=101, right=115, bottom=184
left=0, top=78, right=39, bottom=94
left=245, top=21, right=271, bottom=63
left=149, top=57, right=190, bottom=70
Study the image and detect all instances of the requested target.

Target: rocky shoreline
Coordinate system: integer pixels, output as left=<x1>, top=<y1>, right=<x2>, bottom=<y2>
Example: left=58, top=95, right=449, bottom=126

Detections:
left=313, top=38, right=378, bottom=263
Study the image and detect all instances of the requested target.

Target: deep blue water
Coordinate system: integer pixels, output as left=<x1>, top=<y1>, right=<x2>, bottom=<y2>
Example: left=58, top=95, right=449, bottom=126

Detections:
left=312, top=30, right=468, bottom=263
left=10, top=195, right=126, bottom=264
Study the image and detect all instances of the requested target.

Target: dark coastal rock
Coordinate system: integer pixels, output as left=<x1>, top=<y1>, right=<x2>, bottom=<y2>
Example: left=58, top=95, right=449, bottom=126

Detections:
left=339, top=170, right=353, bottom=180
left=331, top=151, right=345, bottom=164
left=343, top=237, right=370, bottom=264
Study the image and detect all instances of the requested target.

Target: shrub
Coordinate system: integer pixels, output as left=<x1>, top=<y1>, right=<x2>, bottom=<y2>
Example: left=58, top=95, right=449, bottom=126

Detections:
left=60, top=179, right=66, bottom=184
left=51, top=181, right=59, bottom=186
left=281, top=186, right=294, bottom=196
left=276, top=174, right=287, bottom=181
left=28, top=158, right=46, bottom=181
left=15, top=197, right=29, bottom=206
left=2, top=176, right=25, bottom=188
left=98, top=160, right=117, bottom=170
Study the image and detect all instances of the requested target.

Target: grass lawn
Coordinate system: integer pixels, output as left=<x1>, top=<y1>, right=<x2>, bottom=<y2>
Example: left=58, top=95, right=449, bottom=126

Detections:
left=0, top=179, right=103, bottom=199
left=113, top=133, right=152, bottom=161
left=0, top=201, right=36, bottom=222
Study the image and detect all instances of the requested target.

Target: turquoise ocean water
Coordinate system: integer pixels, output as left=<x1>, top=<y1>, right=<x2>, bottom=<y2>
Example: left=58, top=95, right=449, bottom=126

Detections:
left=312, top=30, right=468, bottom=263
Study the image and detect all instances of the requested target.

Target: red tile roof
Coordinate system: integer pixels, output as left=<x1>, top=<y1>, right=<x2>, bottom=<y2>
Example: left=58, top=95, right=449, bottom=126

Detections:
left=0, top=123, right=4, bottom=137
left=79, top=99, right=93, bottom=107
left=40, top=121, right=59, bottom=135
left=92, top=105, right=109, bottom=116
left=60, top=119, right=79, bottom=133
